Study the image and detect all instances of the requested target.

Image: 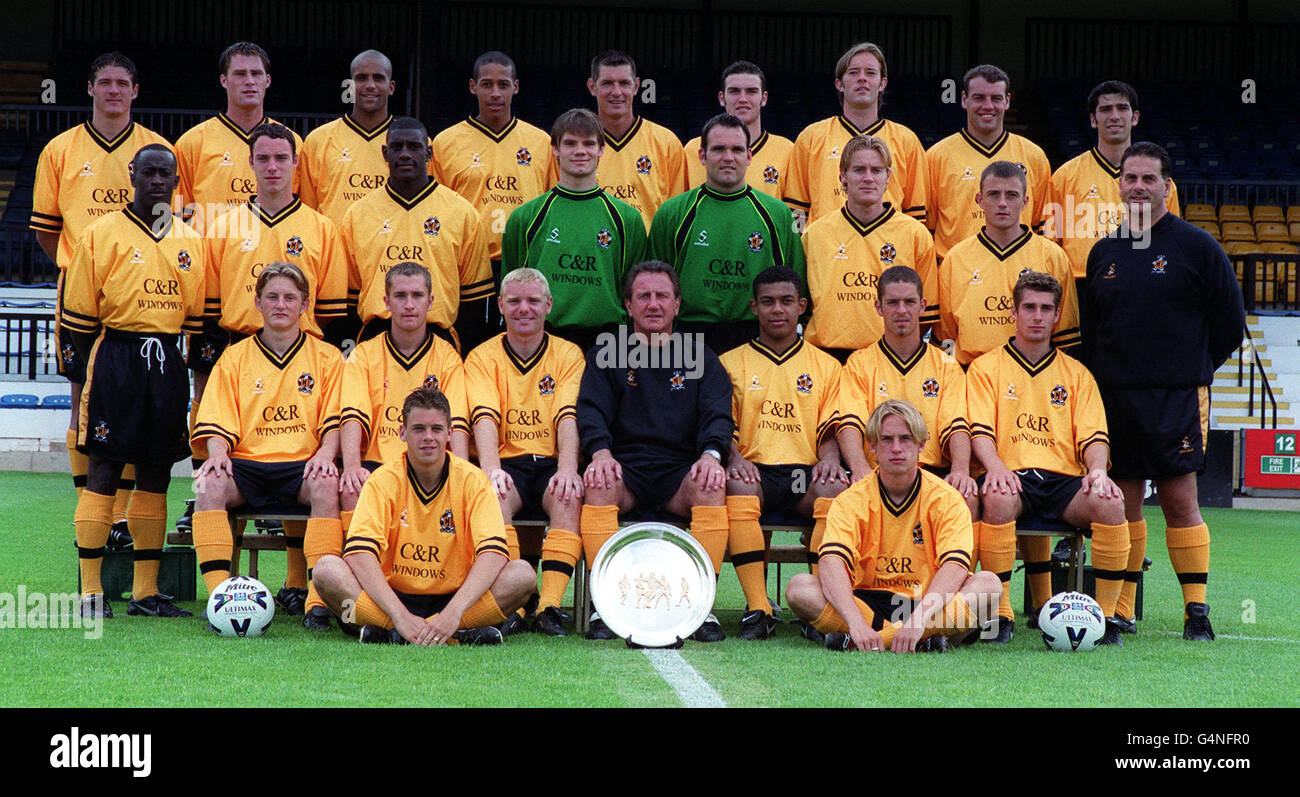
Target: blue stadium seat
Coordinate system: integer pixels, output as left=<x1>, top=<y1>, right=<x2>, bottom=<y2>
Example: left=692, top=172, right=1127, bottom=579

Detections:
left=41, top=394, right=72, bottom=409
left=0, top=393, right=39, bottom=408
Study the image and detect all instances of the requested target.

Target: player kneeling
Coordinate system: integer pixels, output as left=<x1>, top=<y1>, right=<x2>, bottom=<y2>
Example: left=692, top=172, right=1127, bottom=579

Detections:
left=190, top=262, right=343, bottom=620
left=786, top=401, right=1001, bottom=652
left=313, top=387, right=536, bottom=644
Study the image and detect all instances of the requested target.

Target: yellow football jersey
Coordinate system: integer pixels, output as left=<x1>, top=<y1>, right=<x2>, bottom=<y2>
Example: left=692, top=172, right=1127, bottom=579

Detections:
left=719, top=337, right=841, bottom=466
left=966, top=343, right=1108, bottom=476
left=432, top=116, right=558, bottom=261
left=936, top=227, right=1080, bottom=366
left=464, top=332, right=585, bottom=460
left=201, top=197, right=347, bottom=337
left=30, top=121, right=172, bottom=270
left=839, top=340, right=967, bottom=469
left=802, top=205, right=938, bottom=351
left=61, top=207, right=205, bottom=337
left=683, top=130, right=794, bottom=201
left=595, top=116, right=687, bottom=228
left=925, top=129, right=1051, bottom=260
left=819, top=470, right=973, bottom=599
left=191, top=331, right=343, bottom=462
left=339, top=180, right=491, bottom=328
left=340, top=330, right=469, bottom=465
left=343, top=452, right=510, bottom=595
left=174, top=114, right=303, bottom=233
left=300, top=115, right=396, bottom=224
left=1047, top=148, right=1182, bottom=278
left=784, top=116, right=929, bottom=226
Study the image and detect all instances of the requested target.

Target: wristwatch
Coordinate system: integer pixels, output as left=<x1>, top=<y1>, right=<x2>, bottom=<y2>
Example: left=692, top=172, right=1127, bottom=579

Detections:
left=702, top=448, right=722, bottom=463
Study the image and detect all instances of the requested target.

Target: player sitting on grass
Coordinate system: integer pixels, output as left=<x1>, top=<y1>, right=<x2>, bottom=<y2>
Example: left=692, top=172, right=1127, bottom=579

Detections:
left=190, top=261, right=344, bottom=621
left=967, top=270, right=1129, bottom=644
left=786, top=400, right=1001, bottom=652
left=465, top=268, right=585, bottom=636
left=719, top=266, right=846, bottom=640
left=312, top=386, right=537, bottom=645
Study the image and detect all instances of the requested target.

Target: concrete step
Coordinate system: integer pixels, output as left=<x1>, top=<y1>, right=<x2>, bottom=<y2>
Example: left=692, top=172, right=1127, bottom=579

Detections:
left=1214, top=415, right=1294, bottom=427
left=1214, top=399, right=1291, bottom=410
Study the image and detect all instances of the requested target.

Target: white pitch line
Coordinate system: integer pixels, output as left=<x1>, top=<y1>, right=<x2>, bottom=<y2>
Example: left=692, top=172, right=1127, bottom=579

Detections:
left=641, top=649, right=727, bottom=707
left=1158, top=631, right=1300, bottom=643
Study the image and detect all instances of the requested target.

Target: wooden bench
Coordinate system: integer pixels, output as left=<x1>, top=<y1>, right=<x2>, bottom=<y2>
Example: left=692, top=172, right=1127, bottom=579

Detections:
left=167, top=512, right=307, bottom=581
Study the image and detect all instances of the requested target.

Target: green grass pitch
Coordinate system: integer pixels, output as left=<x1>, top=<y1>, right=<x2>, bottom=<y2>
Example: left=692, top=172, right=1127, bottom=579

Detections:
left=1, top=471, right=1296, bottom=707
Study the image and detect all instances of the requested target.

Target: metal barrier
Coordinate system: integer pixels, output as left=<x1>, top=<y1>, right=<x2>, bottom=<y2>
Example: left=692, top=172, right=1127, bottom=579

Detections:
left=1236, top=252, right=1300, bottom=314
left=0, top=311, right=56, bottom=380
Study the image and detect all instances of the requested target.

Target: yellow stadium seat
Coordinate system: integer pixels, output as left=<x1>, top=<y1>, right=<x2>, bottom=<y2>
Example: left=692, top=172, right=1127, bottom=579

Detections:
left=1260, top=242, right=1299, bottom=255
left=1287, top=206, right=1300, bottom=224
left=1221, top=221, right=1256, bottom=242
left=1184, top=203, right=1217, bottom=222
left=1289, top=221, right=1300, bottom=243
left=1219, top=204, right=1251, bottom=223
left=1258, top=222, right=1290, bottom=243
left=1253, top=205, right=1285, bottom=224
left=1223, top=242, right=1263, bottom=255
left=1191, top=220, right=1220, bottom=239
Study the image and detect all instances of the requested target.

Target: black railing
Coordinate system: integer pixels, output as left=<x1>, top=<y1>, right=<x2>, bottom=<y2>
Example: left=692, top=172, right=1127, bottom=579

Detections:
left=1236, top=252, right=1300, bottom=314
left=1237, top=325, right=1279, bottom=430
left=0, top=311, right=56, bottom=380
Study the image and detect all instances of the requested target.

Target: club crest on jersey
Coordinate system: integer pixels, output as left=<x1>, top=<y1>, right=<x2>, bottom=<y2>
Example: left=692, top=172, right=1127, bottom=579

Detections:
left=424, top=217, right=440, bottom=236
left=669, top=371, right=685, bottom=391
left=693, top=230, right=709, bottom=247
left=1179, top=437, right=1195, bottom=454
left=423, top=374, right=440, bottom=390
left=1005, top=383, right=1019, bottom=400
left=922, top=378, right=939, bottom=398
left=879, top=243, right=896, bottom=264
left=516, top=147, right=532, bottom=166
left=252, top=378, right=265, bottom=395
left=636, top=155, right=652, bottom=175
left=199, top=342, right=216, bottom=363
left=93, top=421, right=109, bottom=443
left=1151, top=255, right=1167, bottom=274
left=796, top=373, right=813, bottom=394
left=177, top=250, right=191, bottom=271
left=747, top=231, right=765, bottom=253
left=61, top=342, right=75, bottom=365
left=440, top=509, right=456, bottom=534
left=763, top=165, right=779, bottom=184
left=286, top=236, right=304, bottom=257
left=539, top=374, right=555, bottom=395
left=79, top=161, right=94, bottom=177
left=338, top=147, right=352, bottom=163
left=219, top=151, right=234, bottom=167
left=912, top=522, right=924, bottom=545
left=1050, top=385, right=1068, bottom=406
left=626, top=369, right=637, bottom=387
left=596, top=228, right=612, bottom=249
left=748, top=375, right=762, bottom=391
left=969, top=269, right=982, bottom=285
left=297, top=372, right=315, bottom=394
left=1104, top=263, right=1117, bottom=279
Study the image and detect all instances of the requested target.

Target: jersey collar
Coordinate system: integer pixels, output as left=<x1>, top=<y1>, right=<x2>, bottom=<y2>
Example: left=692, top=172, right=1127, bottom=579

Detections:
left=217, top=113, right=267, bottom=141
left=343, top=114, right=393, bottom=141
left=837, top=115, right=886, bottom=138
left=384, top=329, right=434, bottom=372
left=407, top=453, right=450, bottom=504
left=1089, top=147, right=1121, bottom=179
left=748, top=336, right=803, bottom=365
left=699, top=183, right=753, bottom=202
left=503, top=332, right=549, bottom=374
left=253, top=330, right=307, bottom=370
left=976, top=225, right=1033, bottom=260
left=749, top=129, right=770, bottom=156
left=959, top=127, right=1009, bottom=158
left=840, top=203, right=895, bottom=237
left=602, top=116, right=643, bottom=152
left=84, top=121, right=136, bottom=153
left=552, top=185, right=605, bottom=201
left=384, top=178, right=438, bottom=211
left=466, top=115, right=518, bottom=143
left=878, top=470, right=922, bottom=517
left=248, top=195, right=302, bottom=227
left=878, top=338, right=926, bottom=375
left=122, top=204, right=173, bottom=241
left=1004, top=339, right=1057, bottom=376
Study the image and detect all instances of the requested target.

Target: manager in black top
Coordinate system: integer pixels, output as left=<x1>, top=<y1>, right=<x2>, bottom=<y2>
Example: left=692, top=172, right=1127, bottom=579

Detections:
left=1080, top=142, right=1245, bottom=643
left=576, top=260, right=734, bottom=642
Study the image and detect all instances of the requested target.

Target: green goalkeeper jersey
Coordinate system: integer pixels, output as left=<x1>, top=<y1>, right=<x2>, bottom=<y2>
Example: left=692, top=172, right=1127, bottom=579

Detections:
left=502, top=185, right=646, bottom=329
left=648, top=183, right=805, bottom=323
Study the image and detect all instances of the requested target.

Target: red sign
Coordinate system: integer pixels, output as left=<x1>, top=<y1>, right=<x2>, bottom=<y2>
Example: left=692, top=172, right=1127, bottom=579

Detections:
left=1242, top=429, right=1300, bottom=489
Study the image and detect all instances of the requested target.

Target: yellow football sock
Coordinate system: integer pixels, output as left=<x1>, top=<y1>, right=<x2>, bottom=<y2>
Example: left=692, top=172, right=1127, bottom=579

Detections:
left=1090, top=521, right=1130, bottom=618
left=691, top=505, right=729, bottom=575
left=579, top=504, right=619, bottom=567
left=460, top=590, right=507, bottom=628
left=192, top=509, right=233, bottom=594
left=1167, top=523, right=1210, bottom=613
left=538, top=529, right=581, bottom=611
left=74, top=491, right=115, bottom=598
left=127, top=491, right=167, bottom=600
left=353, top=590, right=393, bottom=629
left=1117, top=518, right=1147, bottom=620
left=726, top=495, right=768, bottom=612
left=303, top=517, right=342, bottom=611
left=979, top=521, right=1018, bottom=620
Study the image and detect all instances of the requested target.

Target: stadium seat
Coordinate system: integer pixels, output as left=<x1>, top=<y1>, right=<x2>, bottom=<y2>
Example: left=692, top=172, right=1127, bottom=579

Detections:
left=40, top=394, right=71, bottom=408
left=1289, top=222, right=1300, bottom=244
left=1223, top=242, right=1263, bottom=256
left=0, top=393, right=39, bottom=408
left=1184, top=203, right=1217, bottom=222
left=1257, top=222, right=1290, bottom=243
left=1221, top=222, right=1256, bottom=242
left=1253, top=205, right=1285, bottom=224
left=1287, top=207, right=1300, bottom=225
left=1260, top=242, right=1299, bottom=255
left=1218, top=204, right=1251, bottom=223
left=1191, top=220, right=1220, bottom=239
